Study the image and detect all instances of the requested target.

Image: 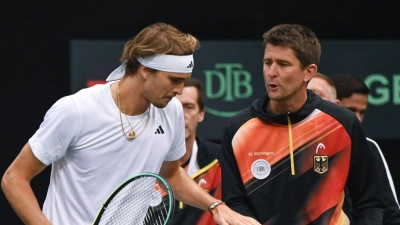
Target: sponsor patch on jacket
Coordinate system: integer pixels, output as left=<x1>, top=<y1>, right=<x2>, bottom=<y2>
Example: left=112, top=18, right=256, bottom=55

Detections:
left=251, top=159, right=271, bottom=179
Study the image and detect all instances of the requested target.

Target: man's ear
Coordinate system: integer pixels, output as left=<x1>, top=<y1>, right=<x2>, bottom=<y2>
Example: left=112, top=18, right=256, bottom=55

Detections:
left=139, top=65, right=151, bottom=79
left=335, top=99, right=341, bottom=105
left=198, top=109, right=205, bottom=123
left=304, top=64, right=317, bottom=82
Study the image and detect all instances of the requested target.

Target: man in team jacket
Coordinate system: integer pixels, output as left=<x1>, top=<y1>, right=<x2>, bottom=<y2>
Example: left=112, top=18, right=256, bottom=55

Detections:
left=219, top=24, right=385, bottom=224
left=172, top=77, right=221, bottom=224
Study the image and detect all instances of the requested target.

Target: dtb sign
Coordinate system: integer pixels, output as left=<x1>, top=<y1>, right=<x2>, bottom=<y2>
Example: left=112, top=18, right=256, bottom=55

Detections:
left=203, top=63, right=254, bottom=117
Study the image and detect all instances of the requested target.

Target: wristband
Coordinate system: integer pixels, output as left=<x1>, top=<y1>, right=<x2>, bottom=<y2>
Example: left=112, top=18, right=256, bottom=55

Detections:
left=208, top=201, right=225, bottom=213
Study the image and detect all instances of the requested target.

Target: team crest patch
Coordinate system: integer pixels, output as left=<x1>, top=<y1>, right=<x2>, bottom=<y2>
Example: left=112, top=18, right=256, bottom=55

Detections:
left=314, top=155, right=328, bottom=174
left=251, top=159, right=271, bottom=179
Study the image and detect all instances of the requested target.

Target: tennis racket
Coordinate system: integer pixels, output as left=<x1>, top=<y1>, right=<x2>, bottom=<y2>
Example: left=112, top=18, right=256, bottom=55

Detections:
left=92, top=172, right=175, bottom=225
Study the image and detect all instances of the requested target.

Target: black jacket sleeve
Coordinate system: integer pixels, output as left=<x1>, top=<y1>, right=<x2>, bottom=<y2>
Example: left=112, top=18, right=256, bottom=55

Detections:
left=367, top=138, right=400, bottom=224
left=346, top=118, right=385, bottom=224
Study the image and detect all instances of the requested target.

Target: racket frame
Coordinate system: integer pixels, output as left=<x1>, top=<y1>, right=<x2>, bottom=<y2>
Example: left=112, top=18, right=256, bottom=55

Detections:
left=92, top=172, right=174, bottom=225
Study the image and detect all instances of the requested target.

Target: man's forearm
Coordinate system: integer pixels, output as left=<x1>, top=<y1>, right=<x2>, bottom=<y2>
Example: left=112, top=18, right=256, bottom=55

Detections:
left=167, top=167, right=217, bottom=211
left=2, top=176, right=51, bottom=225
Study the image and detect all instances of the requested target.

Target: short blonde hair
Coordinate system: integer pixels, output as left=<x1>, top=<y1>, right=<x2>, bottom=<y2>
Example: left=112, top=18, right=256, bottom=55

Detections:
left=121, top=23, right=200, bottom=75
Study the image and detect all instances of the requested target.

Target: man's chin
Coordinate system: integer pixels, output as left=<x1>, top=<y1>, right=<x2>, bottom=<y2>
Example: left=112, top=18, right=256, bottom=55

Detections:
left=153, top=98, right=174, bottom=108
left=152, top=101, right=169, bottom=108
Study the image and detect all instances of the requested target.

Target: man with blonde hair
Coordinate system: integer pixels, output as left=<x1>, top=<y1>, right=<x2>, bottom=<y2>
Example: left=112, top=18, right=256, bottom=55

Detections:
left=2, top=23, right=260, bottom=225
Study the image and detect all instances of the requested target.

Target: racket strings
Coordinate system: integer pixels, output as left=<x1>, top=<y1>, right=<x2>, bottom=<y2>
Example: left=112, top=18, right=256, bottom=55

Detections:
left=143, top=196, right=169, bottom=225
left=97, top=176, right=171, bottom=225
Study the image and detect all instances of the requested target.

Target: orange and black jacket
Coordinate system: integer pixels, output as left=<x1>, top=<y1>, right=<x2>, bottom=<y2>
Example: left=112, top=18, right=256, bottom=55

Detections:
left=220, top=90, right=385, bottom=225
left=169, top=136, right=221, bottom=225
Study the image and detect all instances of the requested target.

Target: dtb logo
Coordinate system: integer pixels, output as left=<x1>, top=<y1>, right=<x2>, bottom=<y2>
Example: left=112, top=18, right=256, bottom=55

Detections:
left=203, top=63, right=253, bottom=117
left=204, top=63, right=253, bottom=101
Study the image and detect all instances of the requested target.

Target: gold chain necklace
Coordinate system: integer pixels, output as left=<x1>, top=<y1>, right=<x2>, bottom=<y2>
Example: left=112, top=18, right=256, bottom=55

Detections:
left=117, top=81, right=150, bottom=140
left=121, top=105, right=149, bottom=134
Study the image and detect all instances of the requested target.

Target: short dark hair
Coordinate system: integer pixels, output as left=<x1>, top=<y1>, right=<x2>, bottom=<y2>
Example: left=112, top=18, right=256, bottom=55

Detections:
left=184, top=78, right=205, bottom=111
left=262, top=24, right=321, bottom=69
left=332, top=74, right=370, bottom=100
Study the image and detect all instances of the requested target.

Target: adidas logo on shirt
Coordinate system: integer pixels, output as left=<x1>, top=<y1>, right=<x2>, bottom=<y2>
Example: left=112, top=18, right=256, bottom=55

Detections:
left=186, top=61, right=193, bottom=68
left=155, top=125, right=164, bottom=134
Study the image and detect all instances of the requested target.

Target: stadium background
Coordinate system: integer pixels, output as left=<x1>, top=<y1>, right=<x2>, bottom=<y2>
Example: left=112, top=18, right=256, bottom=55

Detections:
left=1, top=1, right=400, bottom=223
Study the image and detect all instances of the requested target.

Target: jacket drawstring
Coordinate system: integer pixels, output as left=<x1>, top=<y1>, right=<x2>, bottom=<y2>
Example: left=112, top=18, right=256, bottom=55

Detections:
left=287, top=113, right=295, bottom=175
